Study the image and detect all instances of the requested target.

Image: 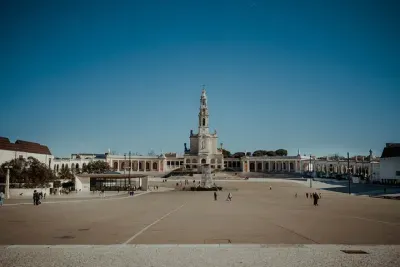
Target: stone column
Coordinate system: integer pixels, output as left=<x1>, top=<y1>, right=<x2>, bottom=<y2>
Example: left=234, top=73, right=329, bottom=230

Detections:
left=5, top=167, right=11, bottom=199
left=288, top=161, right=291, bottom=172
left=254, top=161, right=257, bottom=172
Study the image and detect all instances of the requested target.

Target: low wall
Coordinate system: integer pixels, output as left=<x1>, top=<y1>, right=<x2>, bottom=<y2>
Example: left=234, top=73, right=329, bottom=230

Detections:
left=10, top=188, right=50, bottom=197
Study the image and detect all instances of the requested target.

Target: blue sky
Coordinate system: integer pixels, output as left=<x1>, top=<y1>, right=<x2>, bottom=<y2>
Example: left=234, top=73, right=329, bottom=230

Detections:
left=0, top=0, right=399, bottom=157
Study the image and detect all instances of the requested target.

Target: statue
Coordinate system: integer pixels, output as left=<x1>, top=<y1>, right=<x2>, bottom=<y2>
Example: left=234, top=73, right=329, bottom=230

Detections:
left=184, top=143, right=189, bottom=153
left=214, top=129, right=217, bottom=135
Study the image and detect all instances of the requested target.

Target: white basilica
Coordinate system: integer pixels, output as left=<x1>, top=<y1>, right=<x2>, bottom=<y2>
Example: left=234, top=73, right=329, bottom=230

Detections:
left=47, top=89, right=380, bottom=178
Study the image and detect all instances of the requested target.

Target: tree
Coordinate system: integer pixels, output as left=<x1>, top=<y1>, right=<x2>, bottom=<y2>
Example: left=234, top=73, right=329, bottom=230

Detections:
left=25, top=157, right=57, bottom=187
left=252, top=150, right=268, bottom=157
left=246, top=152, right=252, bottom=157
left=266, top=151, right=276, bottom=156
left=0, top=157, right=56, bottom=188
left=232, top=152, right=245, bottom=158
left=275, top=149, right=288, bottom=156
left=221, top=149, right=231, bottom=158
left=58, top=166, right=75, bottom=181
left=85, top=161, right=110, bottom=174
left=0, top=158, right=28, bottom=184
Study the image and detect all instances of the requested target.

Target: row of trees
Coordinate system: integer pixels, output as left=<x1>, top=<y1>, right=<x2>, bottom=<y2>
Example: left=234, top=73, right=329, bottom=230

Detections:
left=222, top=149, right=288, bottom=158
left=0, top=157, right=111, bottom=188
left=0, top=157, right=56, bottom=188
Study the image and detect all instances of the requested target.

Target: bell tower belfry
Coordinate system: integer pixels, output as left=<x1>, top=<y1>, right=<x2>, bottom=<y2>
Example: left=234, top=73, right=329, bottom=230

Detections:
left=198, top=88, right=209, bottom=135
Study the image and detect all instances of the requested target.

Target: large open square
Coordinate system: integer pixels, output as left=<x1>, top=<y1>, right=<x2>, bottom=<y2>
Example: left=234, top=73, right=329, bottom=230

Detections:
left=1, top=180, right=400, bottom=245
left=1, top=180, right=400, bottom=266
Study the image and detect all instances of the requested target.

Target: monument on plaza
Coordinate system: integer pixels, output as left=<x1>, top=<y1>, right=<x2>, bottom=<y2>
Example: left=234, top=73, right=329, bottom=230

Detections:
left=201, top=164, right=213, bottom=188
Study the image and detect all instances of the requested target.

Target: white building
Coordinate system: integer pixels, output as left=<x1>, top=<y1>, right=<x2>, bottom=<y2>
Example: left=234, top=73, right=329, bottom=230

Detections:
left=49, top=89, right=381, bottom=177
left=0, top=137, right=53, bottom=166
left=379, top=143, right=400, bottom=184
left=51, top=153, right=106, bottom=174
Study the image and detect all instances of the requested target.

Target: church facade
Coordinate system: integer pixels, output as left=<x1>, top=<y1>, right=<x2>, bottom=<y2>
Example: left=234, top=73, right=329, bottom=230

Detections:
left=50, top=89, right=379, bottom=176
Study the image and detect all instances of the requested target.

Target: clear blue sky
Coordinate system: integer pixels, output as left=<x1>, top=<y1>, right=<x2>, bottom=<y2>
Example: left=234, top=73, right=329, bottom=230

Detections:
left=0, top=0, right=399, bottom=157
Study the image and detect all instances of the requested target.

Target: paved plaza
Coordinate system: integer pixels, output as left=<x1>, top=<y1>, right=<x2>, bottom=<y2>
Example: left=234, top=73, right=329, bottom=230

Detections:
left=1, top=180, right=400, bottom=266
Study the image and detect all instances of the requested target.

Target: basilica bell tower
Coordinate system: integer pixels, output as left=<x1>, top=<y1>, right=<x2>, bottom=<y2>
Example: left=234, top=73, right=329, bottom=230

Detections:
left=198, top=88, right=209, bottom=135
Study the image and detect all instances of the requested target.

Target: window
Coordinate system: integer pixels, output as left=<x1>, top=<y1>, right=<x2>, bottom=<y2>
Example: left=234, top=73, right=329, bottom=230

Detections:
left=396, top=171, right=400, bottom=176
left=203, top=118, right=205, bottom=126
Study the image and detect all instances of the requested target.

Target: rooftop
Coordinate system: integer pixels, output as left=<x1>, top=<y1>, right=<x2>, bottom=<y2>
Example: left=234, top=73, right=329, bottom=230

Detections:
left=0, top=137, right=51, bottom=155
left=381, top=143, right=400, bottom=158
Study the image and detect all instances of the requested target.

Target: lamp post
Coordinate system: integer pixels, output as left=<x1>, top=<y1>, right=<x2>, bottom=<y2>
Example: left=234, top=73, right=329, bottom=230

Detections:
left=4, top=165, right=13, bottom=199
left=347, top=152, right=351, bottom=194
left=128, top=151, right=131, bottom=188
left=124, top=153, right=126, bottom=175
left=309, top=155, right=313, bottom=188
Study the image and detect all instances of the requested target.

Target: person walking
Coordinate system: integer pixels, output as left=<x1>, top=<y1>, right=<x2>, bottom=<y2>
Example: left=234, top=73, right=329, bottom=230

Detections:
left=214, top=191, right=218, bottom=201
left=226, top=192, right=232, bottom=201
left=0, top=191, right=4, bottom=206
left=33, top=190, right=40, bottom=205
left=313, top=192, right=319, bottom=206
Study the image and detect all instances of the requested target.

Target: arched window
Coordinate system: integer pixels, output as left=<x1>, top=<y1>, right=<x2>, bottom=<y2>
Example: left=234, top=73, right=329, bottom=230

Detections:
left=153, top=162, right=158, bottom=170
left=203, top=118, right=205, bottom=126
left=71, top=163, right=74, bottom=169
left=121, top=162, right=125, bottom=170
left=76, top=163, right=79, bottom=169
left=113, top=162, right=118, bottom=170
left=201, top=159, right=206, bottom=164
left=186, top=159, right=191, bottom=163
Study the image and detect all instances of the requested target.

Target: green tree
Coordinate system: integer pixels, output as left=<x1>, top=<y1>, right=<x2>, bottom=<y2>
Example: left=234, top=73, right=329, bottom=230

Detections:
left=275, top=149, right=288, bottom=156
left=0, top=157, right=56, bottom=188
left=25, top=157, right=57, bottom=187
left=266, top=151, right=276, bottom=156
left=58, top=165, right=75, bottom=181
left=246, top=152, right=252, bottom=157
left=85, top=161, right=110, bottom=174
left=221, top=149, right=231, bottom=158
left=232, top=152, right=245, bottom=158
left=252, top=150, right=268, bottom=157
left=0, top=158, right=29, bottom=185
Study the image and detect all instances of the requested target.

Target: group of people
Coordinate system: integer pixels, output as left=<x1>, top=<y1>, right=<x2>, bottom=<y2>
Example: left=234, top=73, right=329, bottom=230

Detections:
left=305, top=192, right=321, bottom=206
left=213, top=191, right=232, bottom=201
left=33, top=190, right=42, bottom=205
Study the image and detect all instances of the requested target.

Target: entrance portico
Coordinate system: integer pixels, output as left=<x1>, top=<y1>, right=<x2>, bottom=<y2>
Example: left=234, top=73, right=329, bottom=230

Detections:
left=75, top=174, right=148, bottom=192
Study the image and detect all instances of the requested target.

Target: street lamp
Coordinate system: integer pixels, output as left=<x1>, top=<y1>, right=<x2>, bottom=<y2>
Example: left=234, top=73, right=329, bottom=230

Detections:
left=347, top=152, right=351, bottom=194
left=4, top=165, right=13, bottom=199
left=128, top=151, right=131, bottom=188
left=124, top=153, right=127, bottom=175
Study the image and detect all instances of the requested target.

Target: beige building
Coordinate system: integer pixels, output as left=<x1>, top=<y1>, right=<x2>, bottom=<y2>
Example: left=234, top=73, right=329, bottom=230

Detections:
left=50, top=89, right=379, bottom=176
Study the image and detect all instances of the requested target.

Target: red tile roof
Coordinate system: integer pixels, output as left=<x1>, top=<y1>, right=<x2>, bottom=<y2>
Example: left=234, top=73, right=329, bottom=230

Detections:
left=0, top=137, right=52, bottom=155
